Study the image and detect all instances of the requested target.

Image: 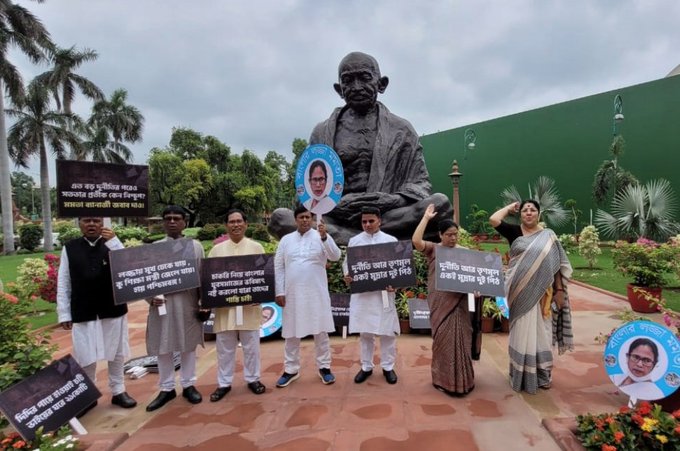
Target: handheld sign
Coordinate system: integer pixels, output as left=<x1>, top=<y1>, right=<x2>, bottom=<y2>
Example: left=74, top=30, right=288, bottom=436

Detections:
left=110, top=238, right=201, bottom=304
left=330, top=293, right=351, bottom=333
left=295, top=144, right=344, bottom=216
left=56, top=160, right=149, bottom=217
left=408, top=298, right=431, bottom=330
left=259, top=302, right=283, bottom=338
left=604, top=320, right=680, bottom=403
left=200, top=254, right=275, bottom=308
left=0, top=355, right=100, bottom=441
left=434, top=247, right=504, bottom=298
left=346, top=240, right=416, bottom=293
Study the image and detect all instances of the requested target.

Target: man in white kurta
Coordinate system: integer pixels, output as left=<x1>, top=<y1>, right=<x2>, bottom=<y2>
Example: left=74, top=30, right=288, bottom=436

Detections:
left=207, top=209, right=266, bottom=402
left=343, top=207, right=400, bottom=384
left=274, top=206, right=341, bottom=387
left=145, top=206, right=205, bottom=412
left=57, top=217, right=137, bottom=410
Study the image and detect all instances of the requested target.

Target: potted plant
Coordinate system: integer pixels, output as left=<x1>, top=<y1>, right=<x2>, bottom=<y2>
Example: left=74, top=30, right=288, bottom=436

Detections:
left=466, top=204, right=491, bottom=240
left=396, top=290, right=412, bottom=334
left=612, top=238, right=676, bottom=313
left=481, top=298, right=502, bottom=333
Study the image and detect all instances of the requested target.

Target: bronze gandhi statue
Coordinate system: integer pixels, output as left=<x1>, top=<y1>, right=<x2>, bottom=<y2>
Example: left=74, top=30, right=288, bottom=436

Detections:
left=269, top=51, right=452, bottom=244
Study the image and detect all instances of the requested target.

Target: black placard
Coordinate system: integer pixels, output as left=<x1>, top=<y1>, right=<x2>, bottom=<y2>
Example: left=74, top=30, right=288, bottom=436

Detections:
left=110, top=238, right=200, bottom=304
left=56, top=160, right=149, bottom=217
left=0, top=355, right=100, bottom=441
left=434, top=247, right=505, bottom=297
left=330, top=293, right=351, bottom=332
left=346, top=240, right=416, bottom=293
left=408, top=298, right=431, bottom=329
left=200, top=254, right=275, bottom=308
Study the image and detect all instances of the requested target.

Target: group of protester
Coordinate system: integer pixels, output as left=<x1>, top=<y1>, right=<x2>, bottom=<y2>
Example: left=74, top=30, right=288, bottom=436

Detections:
left=55, top=197, right=575, bottom=416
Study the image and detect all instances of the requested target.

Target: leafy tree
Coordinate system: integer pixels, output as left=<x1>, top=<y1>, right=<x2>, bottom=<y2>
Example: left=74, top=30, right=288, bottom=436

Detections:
left=265, top=150, right=294, bottom=209
left=595, top=179, right=680, bottom=242
left=0, top=0, right=53, bottom=254
left=76, top=123, right=132, bottom=163
left=500, top=176, right=568, bottom=227
left=36, top=45, right=103, bottom=115
left=89, top=88, right=144, bottom=150
left=10, top=171, right=41, bottom=217
left=564, top=199, right=582, bottom=235
left=6, top=80, right=81, bottom=250
left=578, top=225, right=601, bottom=270
left=592, top=135, right=638, bottom=206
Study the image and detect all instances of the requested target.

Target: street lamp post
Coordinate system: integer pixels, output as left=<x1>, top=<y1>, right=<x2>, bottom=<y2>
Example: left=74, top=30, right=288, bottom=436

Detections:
left=463, top=128, right=477, bottom=159
left=448, top=160, right=463, bottom=224
left=21, top=182, right=36, bottom=220
left=612, top=94, right=624, bottom=136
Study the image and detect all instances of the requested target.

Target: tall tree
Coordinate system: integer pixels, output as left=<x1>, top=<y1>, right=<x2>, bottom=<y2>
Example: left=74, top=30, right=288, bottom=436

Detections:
left=6, top=79, right=81, bottom=250
left=89, top=88, right=144, bottom=150
left=36, top=45, right=103, bottom=115
left=76, top=123, right=133, bottom=163
left=0, top=0, right=53, bottom=254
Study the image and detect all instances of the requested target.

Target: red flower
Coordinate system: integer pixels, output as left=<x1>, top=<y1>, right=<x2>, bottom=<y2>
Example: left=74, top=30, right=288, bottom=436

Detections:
left=619, top=406, right=630, bottom=414
left=632, top=414, right=644, bottom=426
left=605, top=415, right=615, bottom=424
left=595, top=418, right=605, bottom=430
left=637, top=401, right=652, bottom=416
left=672, top=409, right=680, bottom=419
left=674, top=425, right=680, bottom=434
left=14, top=440, right=26, bottom=448
left=601, top=445, right=617, bottom=451
left=614, top=431, right=625, bottom=443
left=416, top=293, right=427, bottom=299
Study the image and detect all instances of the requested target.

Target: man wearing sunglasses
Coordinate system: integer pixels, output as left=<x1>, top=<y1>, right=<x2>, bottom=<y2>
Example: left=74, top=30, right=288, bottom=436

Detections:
left=343, top=206, right=400, bottom=385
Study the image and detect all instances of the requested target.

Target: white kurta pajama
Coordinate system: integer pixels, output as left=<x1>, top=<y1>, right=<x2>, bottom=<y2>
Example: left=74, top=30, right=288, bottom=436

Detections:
left=275, top=228, right=341, bottom=373
left=344, top=231, right=400, bottom=372
left=146, top=237, right=205, bottom=391
left=208, top=237, right=264, bottom=387
left=57, top=237, right=129, bottom=396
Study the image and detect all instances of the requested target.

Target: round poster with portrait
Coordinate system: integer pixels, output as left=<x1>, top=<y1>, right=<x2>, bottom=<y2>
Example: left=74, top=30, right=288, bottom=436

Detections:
left=259, top=302, right=283, bottom=338
left=604, top=320, right=680, bottom=402
left=295, top=144, right=344, bottom=216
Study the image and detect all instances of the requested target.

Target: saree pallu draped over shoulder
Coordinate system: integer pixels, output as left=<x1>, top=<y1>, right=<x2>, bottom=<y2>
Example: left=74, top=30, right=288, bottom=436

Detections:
left=504, top=229, right=573, bottom=394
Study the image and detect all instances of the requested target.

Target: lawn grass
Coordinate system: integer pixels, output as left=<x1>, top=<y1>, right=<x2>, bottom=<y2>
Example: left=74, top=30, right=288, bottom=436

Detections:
left=0, top=251, right=49, bottom=284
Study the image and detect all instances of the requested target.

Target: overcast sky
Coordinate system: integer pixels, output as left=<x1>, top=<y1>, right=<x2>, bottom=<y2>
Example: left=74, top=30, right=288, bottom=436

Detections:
left=10, top=0, right=680, bottom=182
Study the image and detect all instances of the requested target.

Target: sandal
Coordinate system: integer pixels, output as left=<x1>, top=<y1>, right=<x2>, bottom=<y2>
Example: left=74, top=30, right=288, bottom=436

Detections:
left=209, top=386, right=231, bottom=402
left=248, top=381, right=266, bottom=395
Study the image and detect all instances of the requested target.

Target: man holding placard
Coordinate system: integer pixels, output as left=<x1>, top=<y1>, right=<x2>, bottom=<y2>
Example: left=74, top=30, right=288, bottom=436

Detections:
left=145, top=206, right=205, bottom=412
left=274, top=206, right=341, bottom=387
left=207, top=209, right=266, bottom=401
left=343, top=207, right=400, bottom=384
left=57, top=217, right=137, bottom=410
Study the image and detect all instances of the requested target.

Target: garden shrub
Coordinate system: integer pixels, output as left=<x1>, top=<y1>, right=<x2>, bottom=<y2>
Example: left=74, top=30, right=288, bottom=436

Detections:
left=197, top=223, right=226, bottom=241
left=0, top=292, right=55, bottom=426
left=18, top=223, right=43, bottom=251
left=112, top=225, right=149, bottom=242
left=14, top=258, right=48, bottom=313
left=578, top=225, right=601, bottom=269
left=247, top=223, right=271, bottom=242
left=57, top=227, right=82, bottom=246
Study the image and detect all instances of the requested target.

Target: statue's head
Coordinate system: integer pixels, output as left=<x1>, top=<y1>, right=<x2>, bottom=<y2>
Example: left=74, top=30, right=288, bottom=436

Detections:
left=334, top=52, right=389, bottom=115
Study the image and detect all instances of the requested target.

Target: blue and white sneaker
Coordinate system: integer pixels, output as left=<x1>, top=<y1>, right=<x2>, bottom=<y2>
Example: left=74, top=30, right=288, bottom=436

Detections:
left=276, top=372, right=299, bottom=388
left=318, top=368, right=335, bottom=385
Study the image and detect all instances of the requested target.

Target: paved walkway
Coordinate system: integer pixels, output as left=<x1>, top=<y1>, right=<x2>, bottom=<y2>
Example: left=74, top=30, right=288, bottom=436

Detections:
left=50, top=283, right=639, bottom=450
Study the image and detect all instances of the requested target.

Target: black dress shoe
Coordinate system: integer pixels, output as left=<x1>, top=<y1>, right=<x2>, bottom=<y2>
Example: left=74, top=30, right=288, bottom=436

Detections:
left=354, top=369, right=373, bottom=384
left=383, top=369, right=398, bottom=384
left=209, top=386, right=231, bottom=402
left=111, top=392, right=137, bottom=408
left=182, top=386, right=202, bottom=404
left=248, top=381, right=266, bottom=395
left=146, top=390, right=176, bottom=412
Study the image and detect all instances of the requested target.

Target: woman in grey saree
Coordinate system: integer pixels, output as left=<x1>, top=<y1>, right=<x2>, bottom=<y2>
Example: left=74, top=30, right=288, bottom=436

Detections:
left=490, top=200, right=573, bottom=394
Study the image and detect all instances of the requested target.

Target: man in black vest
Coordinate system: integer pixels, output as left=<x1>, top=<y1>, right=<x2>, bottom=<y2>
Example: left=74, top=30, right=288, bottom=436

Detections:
left=57, top=217, right=137, bottom=411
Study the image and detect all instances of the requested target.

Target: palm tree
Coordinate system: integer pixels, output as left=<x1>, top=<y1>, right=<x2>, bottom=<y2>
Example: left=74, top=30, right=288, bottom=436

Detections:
left=76, top=123, right=133, bottom=163
left=595, top=179, right=680, bottom=242
left=36, top=45, right=103, bottom=115
left=6, top=79, right=81, bottom=251
left=0, top=0, right=53, bottom=254
left=500, top=176, right=569, bottom=227
left=89, top=88, right=144, bottom=150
